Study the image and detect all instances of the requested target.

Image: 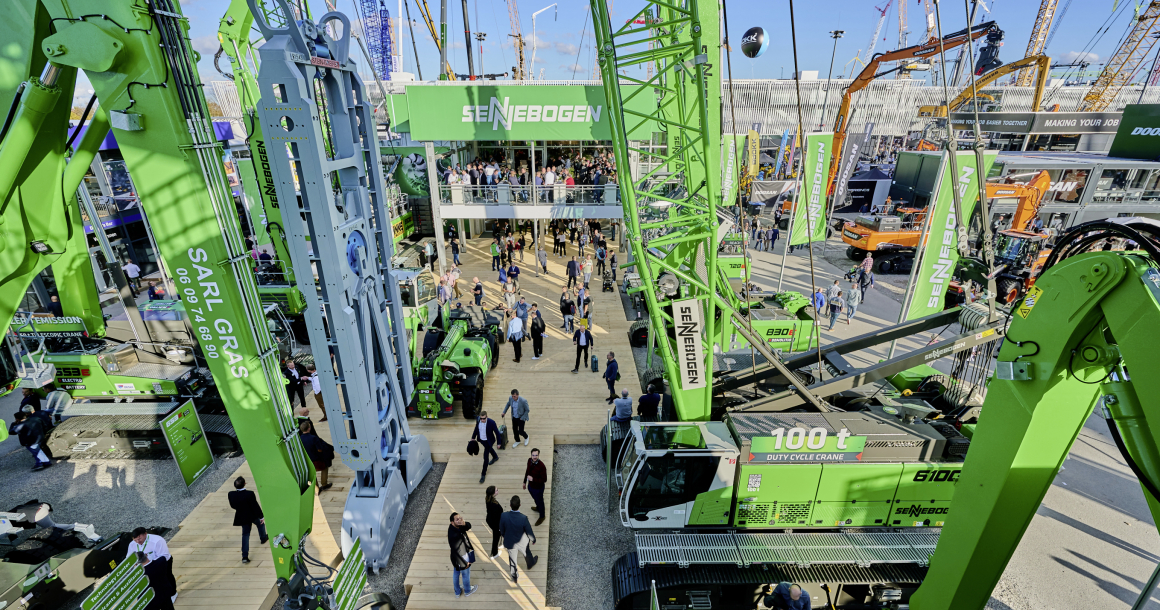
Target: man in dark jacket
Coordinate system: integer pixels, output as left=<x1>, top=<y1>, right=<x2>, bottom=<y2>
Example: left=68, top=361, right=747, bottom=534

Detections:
left=10, top=412, right=50, bottom=471
left=299, top=422, right=334, bottom=490
left=571, top=327, right=594, bottom=374
left=762, top=582, right=812, bottom=609
left=471, top=411, right=501, bottom=484
left=282, top=359, right=306, bottom=408
left=448, top=512, right=478, bottom=597
left=603, top=352, right=619, bottom=403
left=523, top=448, right=548, bottom=525
left=638, top=385, right=663, bottom=421
left=498, top=496, right=538, bottom=582
left=565, top=256, right=580, bottom=289
left=228, top=477, right=268, bottom=563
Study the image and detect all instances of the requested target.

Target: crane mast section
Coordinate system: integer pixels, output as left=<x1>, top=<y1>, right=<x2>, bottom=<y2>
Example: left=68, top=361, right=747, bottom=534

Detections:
left=1014, top=0, right=1059, bottom=86
left=246, top=0, right=431, bottom=568
left=1080, top=0, right=1160, bottom=111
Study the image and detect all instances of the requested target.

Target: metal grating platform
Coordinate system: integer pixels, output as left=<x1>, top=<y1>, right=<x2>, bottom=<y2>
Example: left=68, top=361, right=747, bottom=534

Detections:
left=640, top=529, right=942, bottom=569
left=120, top=362, right=193, bottom=381
left=61, top=401, right=180, bottom=418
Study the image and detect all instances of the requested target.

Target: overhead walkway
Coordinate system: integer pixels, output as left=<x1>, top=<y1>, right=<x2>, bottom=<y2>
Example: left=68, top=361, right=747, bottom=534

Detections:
left=437, top=184, right=624, bottom=220
left=401, top=234, right=640, bottom=609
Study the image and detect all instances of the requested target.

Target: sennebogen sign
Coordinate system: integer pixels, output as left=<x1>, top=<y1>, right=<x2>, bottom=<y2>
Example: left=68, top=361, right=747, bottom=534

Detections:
left=399, top=85, right=657, bottom=141
left=1109, top=104, right=1160, bottom=160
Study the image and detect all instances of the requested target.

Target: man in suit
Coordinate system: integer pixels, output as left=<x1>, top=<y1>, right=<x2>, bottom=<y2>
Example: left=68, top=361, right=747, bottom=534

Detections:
left=228, top=477, right=268, bottom=563
left=571, top=327, right=594, bottom=374
left=282, top=358, right=306, bottom=408
left=498, top=495, right=538, bottom=582
left=471, top=411, right=500, bottom=484
left=565, top=256, right=580, bottom=289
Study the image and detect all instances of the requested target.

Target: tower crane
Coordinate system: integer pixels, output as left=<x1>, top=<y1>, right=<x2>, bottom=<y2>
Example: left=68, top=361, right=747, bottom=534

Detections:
left=507, top=0, right=527, bottom=79
left=895, top=0, right=910, bottom=78
left=360, top=0, right=396, bottom=80
left=858, top=0, right=893, bottom=69
left=1080, top=0, right=1160, bottom=111
left=1015, top=0, right=1060, bottom=86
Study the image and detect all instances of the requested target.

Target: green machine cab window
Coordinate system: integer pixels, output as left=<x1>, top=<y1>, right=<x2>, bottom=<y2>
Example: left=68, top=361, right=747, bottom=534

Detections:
left=629, top=454, right=721, bottom=517
left=643, top=425, right=707, bottom=450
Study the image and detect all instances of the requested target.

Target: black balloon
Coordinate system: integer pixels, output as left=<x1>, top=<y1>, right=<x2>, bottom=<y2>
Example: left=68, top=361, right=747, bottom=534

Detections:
left=741, top=27, right=768, bottom=59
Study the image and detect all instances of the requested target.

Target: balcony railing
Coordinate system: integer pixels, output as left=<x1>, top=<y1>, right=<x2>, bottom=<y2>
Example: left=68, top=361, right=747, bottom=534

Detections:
left=439, top=184, right=620, bottom=206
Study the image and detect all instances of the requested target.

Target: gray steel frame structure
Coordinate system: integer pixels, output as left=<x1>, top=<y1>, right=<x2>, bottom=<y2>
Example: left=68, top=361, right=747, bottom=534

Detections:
left=248, top=0, right=431, bottom=568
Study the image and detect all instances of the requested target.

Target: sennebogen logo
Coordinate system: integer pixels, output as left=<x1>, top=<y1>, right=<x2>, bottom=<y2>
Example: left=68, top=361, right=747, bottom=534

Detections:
left=1131, top=127, right=1160, bottom=135
left=462, top=97, right=604, bottom=130
left=806, top=140, right=826, bottom=232
left=925, top=165, right=976, bottom=308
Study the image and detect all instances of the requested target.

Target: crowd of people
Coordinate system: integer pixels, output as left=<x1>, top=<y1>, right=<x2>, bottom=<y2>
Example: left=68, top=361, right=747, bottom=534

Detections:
left=441, top=151, right=620, bottom=204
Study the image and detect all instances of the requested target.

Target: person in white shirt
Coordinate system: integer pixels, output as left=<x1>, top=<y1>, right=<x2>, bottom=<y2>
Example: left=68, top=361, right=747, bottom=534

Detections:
left=305, top=364, right=326, bottom=421
left=507, top=311, right=524, bottom=363
left=122, top=260, right=142, bottom=297
left=126, top=527, right=177, bottom=603
left=543, top=167, right=556, bottom=203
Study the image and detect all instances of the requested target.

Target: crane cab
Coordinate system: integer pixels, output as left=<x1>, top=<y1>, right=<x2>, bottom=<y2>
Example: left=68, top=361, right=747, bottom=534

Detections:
left=617, top=422, right=740, bottom=528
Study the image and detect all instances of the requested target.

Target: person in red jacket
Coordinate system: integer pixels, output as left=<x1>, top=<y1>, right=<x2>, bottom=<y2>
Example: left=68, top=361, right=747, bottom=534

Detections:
left=523, top=447, right=548, bottom=525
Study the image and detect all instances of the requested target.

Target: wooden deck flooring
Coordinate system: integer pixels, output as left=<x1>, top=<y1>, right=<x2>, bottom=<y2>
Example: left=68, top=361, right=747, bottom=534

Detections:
left=170, top=232, right=634, bottom=610
left=401, top=233, right=636, bottom=609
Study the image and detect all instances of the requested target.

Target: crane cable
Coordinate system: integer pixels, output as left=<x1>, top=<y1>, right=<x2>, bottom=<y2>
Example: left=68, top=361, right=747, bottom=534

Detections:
left=719, top=0, right=762, bottom=396
left=786, top=0, right=827, bottom=383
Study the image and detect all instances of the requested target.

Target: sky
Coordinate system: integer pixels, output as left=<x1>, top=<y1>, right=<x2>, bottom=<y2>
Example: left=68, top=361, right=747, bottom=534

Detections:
left=71, top=0, right=1138, bottom=106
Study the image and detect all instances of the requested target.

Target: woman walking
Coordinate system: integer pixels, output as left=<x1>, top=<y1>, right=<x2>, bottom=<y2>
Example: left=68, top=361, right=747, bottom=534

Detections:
left=485, top=486, right=504, bottom=559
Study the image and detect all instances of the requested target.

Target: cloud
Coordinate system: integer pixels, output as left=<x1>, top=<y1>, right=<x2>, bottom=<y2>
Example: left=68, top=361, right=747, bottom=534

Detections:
left=561, top=63, right=586, bottom=74
left=552, top=42, right=579, bottom=55
left=449, top=41, right=466, bottom=50
left=190, top=34, right=219, bottom=55
left=1059, top=51, right=1099, bottom=65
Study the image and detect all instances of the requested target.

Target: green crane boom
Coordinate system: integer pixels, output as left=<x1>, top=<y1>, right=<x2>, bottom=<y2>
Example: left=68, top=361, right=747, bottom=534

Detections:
left=0, top=0, right=315, bottom=583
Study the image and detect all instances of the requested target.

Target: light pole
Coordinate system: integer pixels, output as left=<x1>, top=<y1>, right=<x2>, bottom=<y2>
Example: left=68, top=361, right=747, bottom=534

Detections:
left=820, top=30, right=844, bottom=130
left=530, top=4, right=558, bottom=81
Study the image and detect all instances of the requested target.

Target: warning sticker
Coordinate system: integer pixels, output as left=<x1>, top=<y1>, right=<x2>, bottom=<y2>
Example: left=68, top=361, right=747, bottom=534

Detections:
left=747, top=474, right=762, bottom=492
left=1016, top=285, right=1044, bottom=319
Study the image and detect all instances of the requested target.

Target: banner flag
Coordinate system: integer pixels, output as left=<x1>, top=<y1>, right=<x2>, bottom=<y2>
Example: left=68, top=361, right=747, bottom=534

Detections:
left=789, top=133, right=834, bottom=246
left=746, top=129, right=760, bottom=177
left=903, top=150, right=998, bottom=321
left=832, top=122, right=875, bottom=210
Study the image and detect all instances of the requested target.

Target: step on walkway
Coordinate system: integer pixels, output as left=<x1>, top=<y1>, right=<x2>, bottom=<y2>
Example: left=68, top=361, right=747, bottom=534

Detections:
left=401, top=232, right=639, bottom=609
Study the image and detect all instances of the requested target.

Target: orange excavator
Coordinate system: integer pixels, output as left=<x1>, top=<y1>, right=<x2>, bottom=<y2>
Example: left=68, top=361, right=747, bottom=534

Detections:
left=829, top=20, right=1003, bottom=192
left=842, top=170, right=1053, bottom=284
left=987, top=170, right=1055, bottom=303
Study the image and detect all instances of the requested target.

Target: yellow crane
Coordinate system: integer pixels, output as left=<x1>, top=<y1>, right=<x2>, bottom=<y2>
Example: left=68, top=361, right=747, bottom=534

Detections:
left=507, top=0, right=526, bottom=79
left=1015, top=0, right=1061, bottom=86
left=918, top=54, right=1051, bottom=117
left=1080, top=0, right=1160, bottom=111
left=413, top=0, right=457, bottom=79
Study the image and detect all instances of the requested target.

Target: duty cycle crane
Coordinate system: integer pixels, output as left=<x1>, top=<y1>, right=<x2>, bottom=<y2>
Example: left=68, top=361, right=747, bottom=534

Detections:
left=591, top=0, right=826, bottom=422
left=1, top=0, right=430, bottom=603
left=828, top=21, right=1003, bottom=193
left=607, top=218, right=1160, bottom=609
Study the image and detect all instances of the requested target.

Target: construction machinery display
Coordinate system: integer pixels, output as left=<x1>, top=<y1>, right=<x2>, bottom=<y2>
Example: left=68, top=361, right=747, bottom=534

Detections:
left=605, top=218, right=1160, bottom=609
left=1, top=0, right=432, bottom=602
left=409, top=304, right=501, bottom=419
left=827, top=21, right=1004, bottom=192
